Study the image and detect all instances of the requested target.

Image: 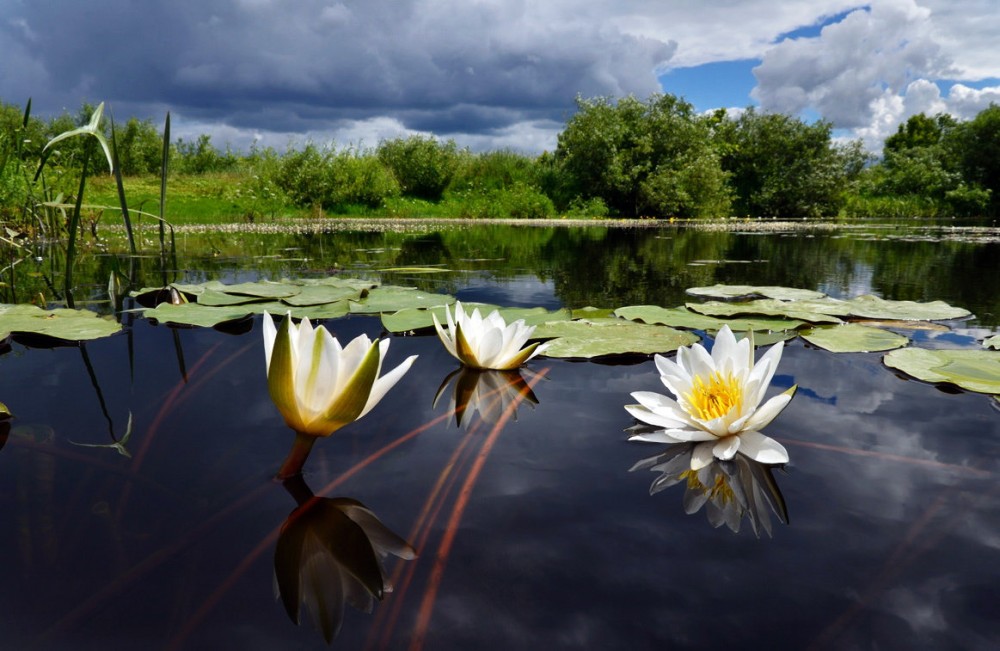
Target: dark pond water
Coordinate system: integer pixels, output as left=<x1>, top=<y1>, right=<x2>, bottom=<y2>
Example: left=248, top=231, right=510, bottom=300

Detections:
left=2, top=222, right=999, bottom=650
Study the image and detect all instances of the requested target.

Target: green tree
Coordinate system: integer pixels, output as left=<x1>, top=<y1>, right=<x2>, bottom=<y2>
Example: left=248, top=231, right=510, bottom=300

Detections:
left=946, top=104, right=1000, bottom=215
left=717, top=108, right=849, bottom=218
left=555, top=94, right=730, bottom=218
left=115, top=117, right=163, bottom=175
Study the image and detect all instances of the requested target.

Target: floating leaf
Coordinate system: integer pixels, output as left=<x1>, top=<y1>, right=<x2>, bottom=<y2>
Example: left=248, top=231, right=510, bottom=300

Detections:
left=281, top=285, right=364, bottom=307
left=983, top=334, right=1000, bottom=350
left=615, top=305, right=805, bottom=332
left=686, top=284, right=827, bottom=301
left=197, top=289, right=272, bottom=307
left=349, top=287, right=455, bottom=314
left=0, top=304, right=121, bottom=341
left=220, top=281, right=302, bottom=299
left=838, top=295, right=971, bottom=321
left=883, top=348, right=1000, bottom=394
left=142, top=303, right=255, bottom=328
left=571, top=306, right=617, bottom=320
left=801, top=324, right=909, bottom=353
left=378, top=266, right=450, bottom=273
left=687, top=300, right=844, bottom=324
left=532, top=319, right=700, bottom=358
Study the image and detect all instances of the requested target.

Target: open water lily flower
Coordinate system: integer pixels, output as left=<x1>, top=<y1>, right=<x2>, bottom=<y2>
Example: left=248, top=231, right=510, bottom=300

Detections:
left=432, top=301, right=546, bottom=370
left=264, top=312, right=417, bottom=477
left=625, top=325, right=795, bottom=470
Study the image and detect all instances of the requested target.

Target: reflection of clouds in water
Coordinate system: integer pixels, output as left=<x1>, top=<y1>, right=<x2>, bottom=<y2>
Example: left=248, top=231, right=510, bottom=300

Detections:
left=457, top=275, right=559, bottom=309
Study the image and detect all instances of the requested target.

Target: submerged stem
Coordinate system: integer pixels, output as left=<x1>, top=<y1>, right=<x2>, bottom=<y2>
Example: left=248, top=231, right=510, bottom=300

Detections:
left=276, top=431, right=318, bottom=480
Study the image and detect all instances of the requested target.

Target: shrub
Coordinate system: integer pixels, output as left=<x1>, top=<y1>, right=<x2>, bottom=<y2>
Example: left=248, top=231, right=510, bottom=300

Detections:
left=377, top=136, right=458, bottom=201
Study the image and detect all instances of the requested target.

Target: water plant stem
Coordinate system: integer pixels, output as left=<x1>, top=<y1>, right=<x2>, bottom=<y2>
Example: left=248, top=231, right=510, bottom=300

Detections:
left=276, top=432, right=317, bottom=480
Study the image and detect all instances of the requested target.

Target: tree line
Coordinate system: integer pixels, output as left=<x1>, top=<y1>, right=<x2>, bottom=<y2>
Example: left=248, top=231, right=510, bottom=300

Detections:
left=2, top=94, right=998, bottom=220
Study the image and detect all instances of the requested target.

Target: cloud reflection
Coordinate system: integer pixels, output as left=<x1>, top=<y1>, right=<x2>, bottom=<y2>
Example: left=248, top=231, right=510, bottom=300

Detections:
left=274, top=476, right=416, bottom=644
left=630, top=438, right=789, bottom=537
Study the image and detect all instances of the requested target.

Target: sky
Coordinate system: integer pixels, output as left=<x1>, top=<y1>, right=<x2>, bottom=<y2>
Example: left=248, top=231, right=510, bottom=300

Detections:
left=2, top=0, right=999, bottom=155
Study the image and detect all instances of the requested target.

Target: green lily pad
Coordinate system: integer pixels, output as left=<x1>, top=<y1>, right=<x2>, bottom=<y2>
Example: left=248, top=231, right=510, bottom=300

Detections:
left=197, top=289, right=273, bottom=307
left=686, top=284, right=827, bottom=301
left=571, top=306, right=617, bottom=320
left=349, top=287, right=455, bottom=314
left=883, top=348, right=1000, bottom=394
left=296, top=277, right=379, bottom=291
left=381, top=304, right=571, bottom=333
left=281, top=284, right=365, bottom=307
left=378, top=266, right=450, bottom=273
left=142, top=303, right=255, bottom=328
left=983, top=335, right=1000, bottom=350
left=222, top=281, right=302, bottom=299
left=615, top=305, right=805, bottom=332
left=532, top=318, right=701, bottom=358
left=0, top=304, right=121, bottom=341
left=801, top=324, right=909, bottom=353
left=838, top=295, right=971, bottom=321
left=686, top=299, right=844, bottom=325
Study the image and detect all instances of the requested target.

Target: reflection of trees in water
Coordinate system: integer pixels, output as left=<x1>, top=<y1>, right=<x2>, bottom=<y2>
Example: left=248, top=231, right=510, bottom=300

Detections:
left=9, top=225, right=998, bottom=326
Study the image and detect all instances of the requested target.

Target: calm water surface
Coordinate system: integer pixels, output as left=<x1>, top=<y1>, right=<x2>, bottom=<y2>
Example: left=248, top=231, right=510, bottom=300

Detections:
left=1, top=223, right=998, bottom=650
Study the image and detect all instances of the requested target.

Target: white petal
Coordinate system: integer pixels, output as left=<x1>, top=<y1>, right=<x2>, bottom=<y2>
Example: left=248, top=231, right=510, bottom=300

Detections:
left=624, top=404, right=689, bottom=431
left=690, top=442, right=716, bottom=470
left=263, top=311, right=278, bottom=371
left=748, top=340, right=784, bottom=404
left=432, top=313, right=458, bottom=358
left=736, top=430, right=789, bottom=464
left=743, top=390, right=794, bottom=432
left=713, top=435, right=741, bottom=460
left=627, top=430, right=689, bottom=444
left=629, top=391, right=689, bottom=424
left=360, top=349, right=418, bottom=418
left=711, top=325, right=743, bottom=373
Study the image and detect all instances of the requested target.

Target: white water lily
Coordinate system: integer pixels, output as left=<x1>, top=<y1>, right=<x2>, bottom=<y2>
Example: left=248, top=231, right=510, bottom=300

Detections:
left=626, top=325, right=796, bottom=470
left=432, top=301, right=546, bottom=370
left=263, top=311, right=417, bottom=438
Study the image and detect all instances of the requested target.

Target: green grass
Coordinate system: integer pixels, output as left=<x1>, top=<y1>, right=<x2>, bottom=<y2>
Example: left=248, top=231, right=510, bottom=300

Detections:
left=87, top=172, right=310, bottom=225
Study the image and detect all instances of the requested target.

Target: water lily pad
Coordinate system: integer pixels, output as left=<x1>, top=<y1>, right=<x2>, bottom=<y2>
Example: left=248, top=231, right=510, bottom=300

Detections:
left=280, top=284, right=364, bottom=307
left=532, top=319, right=700, bottom=358
left=197, top=289, right=273, bottom=307
left=801, top=324, right=909, bottom=353
left=142, top=303, right=255, bottom=328
left=686, top=300, right=844, bottom=325
left=381, top=304, right=571, bottom=333
left=0, top=304, right=121, bottom=341
left=686, top=284, right=827, bottom=301
left=349, top=286, right=455, bottom=314
left=222, top=281, right=302, bottom=299
left=883, top=348, right=1000, bottom=394
left=571, top=306, right=617, bottom=319
left=378, top=266, right=450, bottom=273
left=838, top=295, right=971, bottom=321
left=983, top=334, right=1000, bottom=350
left=615, top=305, right=805, bottom=332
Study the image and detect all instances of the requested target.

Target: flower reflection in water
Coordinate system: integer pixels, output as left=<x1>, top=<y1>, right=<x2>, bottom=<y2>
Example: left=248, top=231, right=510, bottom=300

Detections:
left=433, top=367, right=540, bottom=428
left=630, top=437, right=789, bottom=537
left=274, top=475, right=417, bottom=644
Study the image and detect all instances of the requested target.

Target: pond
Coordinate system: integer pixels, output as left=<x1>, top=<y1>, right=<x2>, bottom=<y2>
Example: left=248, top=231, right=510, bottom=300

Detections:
left=1, top=221, right=999, bottom=650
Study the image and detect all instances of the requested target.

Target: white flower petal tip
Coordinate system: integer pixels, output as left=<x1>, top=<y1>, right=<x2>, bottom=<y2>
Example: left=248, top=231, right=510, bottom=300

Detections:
left=434, top=302, right=540, bottom=370
left=263, top=314, right=415, bottom=438
left=625, top=325, right=796, bottom=469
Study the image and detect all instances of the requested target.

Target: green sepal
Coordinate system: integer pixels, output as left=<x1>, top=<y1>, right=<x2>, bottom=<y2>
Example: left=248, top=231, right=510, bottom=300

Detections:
left=318, top=340, right=381, bottom=432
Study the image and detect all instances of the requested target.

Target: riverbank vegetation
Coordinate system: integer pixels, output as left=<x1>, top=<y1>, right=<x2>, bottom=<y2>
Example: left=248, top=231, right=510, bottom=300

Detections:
left=1, top=94, right=998, bottom=232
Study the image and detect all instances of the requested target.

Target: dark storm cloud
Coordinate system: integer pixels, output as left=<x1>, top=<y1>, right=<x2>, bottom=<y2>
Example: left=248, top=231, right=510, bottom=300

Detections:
left=0, top=0, right=674, bottom=142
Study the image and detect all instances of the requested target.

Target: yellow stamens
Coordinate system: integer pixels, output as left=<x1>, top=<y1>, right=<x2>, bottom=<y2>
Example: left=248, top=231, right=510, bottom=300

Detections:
left=684, top=371, right=743, bottom=421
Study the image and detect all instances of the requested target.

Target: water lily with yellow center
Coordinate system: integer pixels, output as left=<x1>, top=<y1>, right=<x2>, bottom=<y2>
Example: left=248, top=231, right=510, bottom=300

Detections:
left=264, top=312, right=417, bottom=477
left=626, top=325, right=795, bottom=470
left=432, top=301, right=546, bottom=370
